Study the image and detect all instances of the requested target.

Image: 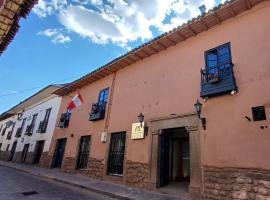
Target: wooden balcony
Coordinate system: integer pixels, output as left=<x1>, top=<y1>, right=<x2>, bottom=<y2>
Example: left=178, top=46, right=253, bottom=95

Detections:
left=200, top=62, right=237, bottom=98
left=89, top=102, right=107, bottom=121
left=59, top=113, right=71, bottom=128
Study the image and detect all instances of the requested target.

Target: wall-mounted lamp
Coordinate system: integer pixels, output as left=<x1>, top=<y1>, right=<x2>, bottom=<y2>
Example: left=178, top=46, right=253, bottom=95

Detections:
left=137, top=112, right=148, bottom=136
left=138, top=112, right=145, bottom=127
left=194, top=99, right=206, bottom=130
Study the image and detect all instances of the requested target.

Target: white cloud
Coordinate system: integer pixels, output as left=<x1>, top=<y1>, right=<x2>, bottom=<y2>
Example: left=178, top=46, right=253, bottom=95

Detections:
left=34, top=0, right=218, bottom=47
left=33, top=0, right=67, bottom=18
left=38, top=29, right=71, bottom=44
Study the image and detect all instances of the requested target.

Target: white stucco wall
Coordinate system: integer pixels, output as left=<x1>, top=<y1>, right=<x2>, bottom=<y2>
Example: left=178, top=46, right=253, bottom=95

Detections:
left=0, top=94, right=62, bottom=153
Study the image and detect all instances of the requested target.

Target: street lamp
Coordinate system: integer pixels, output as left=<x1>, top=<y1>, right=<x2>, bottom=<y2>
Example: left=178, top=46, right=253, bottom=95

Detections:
left=194, top=99, right=206, bottom=130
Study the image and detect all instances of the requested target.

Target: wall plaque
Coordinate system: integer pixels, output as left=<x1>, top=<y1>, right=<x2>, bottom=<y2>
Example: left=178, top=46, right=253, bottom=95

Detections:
left=131, top=122, right=145, bottom=140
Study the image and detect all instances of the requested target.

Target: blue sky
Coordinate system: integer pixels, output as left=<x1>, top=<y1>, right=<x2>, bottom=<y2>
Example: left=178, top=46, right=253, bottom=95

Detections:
left=0, top=0, right=223, bottom=114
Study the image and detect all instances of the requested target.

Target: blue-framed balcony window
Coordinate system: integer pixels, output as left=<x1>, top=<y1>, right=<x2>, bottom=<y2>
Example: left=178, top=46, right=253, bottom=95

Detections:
left=200, top=43, right=237, bottom=98
left=89, top=88, right=109, bottom=121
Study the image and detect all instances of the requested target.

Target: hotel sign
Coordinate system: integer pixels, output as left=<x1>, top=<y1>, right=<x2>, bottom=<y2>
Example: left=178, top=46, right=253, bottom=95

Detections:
left=131, top=122, right=145, bottom=140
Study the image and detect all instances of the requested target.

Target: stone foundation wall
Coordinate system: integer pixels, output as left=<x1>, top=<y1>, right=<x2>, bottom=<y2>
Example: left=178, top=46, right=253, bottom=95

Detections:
left=25, top=152, right=34, bottom=164
left=125, top=160, right=150, bottom=189
left=0, top=151, right=10, bottom=161
left=204, top=167, right=270, bottom=200
left=87, top=157, right=104, bottom=179
left=39, top=152, right=52, bottom=168
left=61, top=157, right=76, bottom=173
left=13, top=152, right=22, bottom=162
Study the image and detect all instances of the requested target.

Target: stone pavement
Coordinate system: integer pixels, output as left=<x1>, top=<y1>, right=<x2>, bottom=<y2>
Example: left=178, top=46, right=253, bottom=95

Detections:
left=0, top=160, right=190, bottom=200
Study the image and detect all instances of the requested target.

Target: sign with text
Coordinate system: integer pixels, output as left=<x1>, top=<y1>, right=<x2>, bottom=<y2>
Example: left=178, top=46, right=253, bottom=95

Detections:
left=131, top=122, right=145, bottom=140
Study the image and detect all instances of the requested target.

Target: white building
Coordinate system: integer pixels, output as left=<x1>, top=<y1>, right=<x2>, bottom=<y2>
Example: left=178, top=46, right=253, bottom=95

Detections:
left=0, top=85, right=63, bottom=167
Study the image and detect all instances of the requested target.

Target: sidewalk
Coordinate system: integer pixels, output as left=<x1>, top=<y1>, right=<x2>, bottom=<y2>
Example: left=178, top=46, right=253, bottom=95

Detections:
left=0, top=160, right=190, bottom=200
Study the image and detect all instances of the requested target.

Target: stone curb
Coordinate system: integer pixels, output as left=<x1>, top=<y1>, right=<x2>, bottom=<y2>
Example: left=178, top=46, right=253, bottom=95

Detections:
left=0, top=163, right=138, bottom=200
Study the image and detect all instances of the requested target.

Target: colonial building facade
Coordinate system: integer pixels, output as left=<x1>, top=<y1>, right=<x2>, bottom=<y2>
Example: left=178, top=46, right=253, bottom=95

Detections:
left=0, top=0, right=269, bottom=199
left=0, top=85, right=63, bottom=167
left=45, top=0, right=270, bottom=199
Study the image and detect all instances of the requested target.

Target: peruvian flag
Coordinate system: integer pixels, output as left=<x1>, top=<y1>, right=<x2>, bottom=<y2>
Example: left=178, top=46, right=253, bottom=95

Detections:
left=67, top=93, right=84, bottom=110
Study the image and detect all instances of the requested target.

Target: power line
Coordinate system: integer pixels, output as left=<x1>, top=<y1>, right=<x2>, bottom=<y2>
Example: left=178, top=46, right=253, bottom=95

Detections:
left=0, top=72, right=88, bottom=99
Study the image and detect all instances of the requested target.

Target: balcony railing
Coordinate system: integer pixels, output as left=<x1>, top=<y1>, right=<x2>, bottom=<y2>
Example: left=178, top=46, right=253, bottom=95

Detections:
left=15, top=127, right=22, bottom=138
left=200, top=62, right=237, bottom=98
left=59, top=113, right=71, bottom=128
left=89, top=102, right=107, bottom=121
left=1, top=127, right=6, bottom=136
left=37, top=121, right=46, bottom=133
left=6, top=131, right=12, bottom=140
left=25, top=125, right=33, bottom=136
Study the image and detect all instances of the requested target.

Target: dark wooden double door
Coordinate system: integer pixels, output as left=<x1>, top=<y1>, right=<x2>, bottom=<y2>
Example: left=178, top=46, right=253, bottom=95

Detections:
left=33, top=140, right=45, bottom=164
left=52, top=138, right=67, bottom=168
left=8, top=141, right=17, bottom=161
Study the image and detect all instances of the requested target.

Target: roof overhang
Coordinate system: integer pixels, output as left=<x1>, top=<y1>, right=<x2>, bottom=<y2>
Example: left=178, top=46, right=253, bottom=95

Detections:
left=0, top=0, right=38, bottom=54
left=54, top=0, right=265, bottom=96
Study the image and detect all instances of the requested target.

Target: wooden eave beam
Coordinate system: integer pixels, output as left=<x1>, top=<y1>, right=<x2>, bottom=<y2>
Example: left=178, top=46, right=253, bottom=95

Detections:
left=245, top=0, right=252, bottom=9
left=165, top=36, right=177, bottom=45
left=0, top=20, right=11, bottom=27
left=120, top=59, right=130, bottom=66
left=156, top=41, right=167, bottom=50
left=134, top=52, right=144, bottom=59
left=213, top=12, right=221, bottom=24
left=4, top=6, right=17, bottom=14
left=0, top=13, right=13, bottom=20
left=188, top=25, right=197, bottom=36
left=199, top=18, right=209, bottom=30
left=10, top=0, right=20, bottom=6
left=100, top=69, right=111, bottom=76
left=141, top=48, right=152, bottom=56
left=0, top=27, right=7, bottom=32
left=114, top=62, right=126, bottom=68
left=147, top=45, right=159, bottom=53
left=126, top=56, right=137, bottom=63
left=227, top=4, right=236, bottom=17
left=176, top=30, right=186, bottom=41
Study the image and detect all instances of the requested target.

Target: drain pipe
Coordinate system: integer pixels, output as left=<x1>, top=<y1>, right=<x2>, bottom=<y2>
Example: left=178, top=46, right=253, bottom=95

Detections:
left=104, top=72, right=117, bottom=132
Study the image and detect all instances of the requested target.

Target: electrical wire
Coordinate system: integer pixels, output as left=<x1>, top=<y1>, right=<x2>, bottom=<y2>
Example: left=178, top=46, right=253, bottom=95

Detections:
left=0, top=72, right=88, bottom=99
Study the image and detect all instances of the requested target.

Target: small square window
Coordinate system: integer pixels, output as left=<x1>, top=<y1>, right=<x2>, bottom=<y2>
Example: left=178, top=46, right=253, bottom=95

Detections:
left=252, top=106, right=266, bottom=121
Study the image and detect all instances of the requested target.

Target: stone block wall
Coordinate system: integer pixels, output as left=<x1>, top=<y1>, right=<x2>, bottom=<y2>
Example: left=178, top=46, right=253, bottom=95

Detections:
left=204, top=167, right=270, bottom=200
left=13, top=152, right=22, bottom=162
left=61, top=157, right=76, bottom=173
left=25, top=152, right=34, bottom=164
left=39, top=152, right=52, bottom=168
left=87, top=157, right=105, bottom=179
left=0, top=151, right=10, bottom=161
left=125, top=160, right=150, bottom=189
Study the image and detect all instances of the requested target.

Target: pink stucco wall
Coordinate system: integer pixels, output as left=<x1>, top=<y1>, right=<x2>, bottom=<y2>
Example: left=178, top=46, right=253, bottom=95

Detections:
left=50, top=74, right=113, bottom=160
left=50, top=1, right=270, bottom=170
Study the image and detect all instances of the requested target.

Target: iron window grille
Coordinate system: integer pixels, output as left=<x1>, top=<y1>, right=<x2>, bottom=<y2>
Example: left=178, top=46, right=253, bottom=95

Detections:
left=76, top=136, right=91, bottom=170
left=15, top=118, right=26, bottom=138
left=37, top=108, right=51, bottom=133
left=25, top=114, right=38, bottom=135
left=1, top=125, right=7, bottom=136
left=6, top=122, right=15, bottom=140
left=107, top=132, right=126, bottom=176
